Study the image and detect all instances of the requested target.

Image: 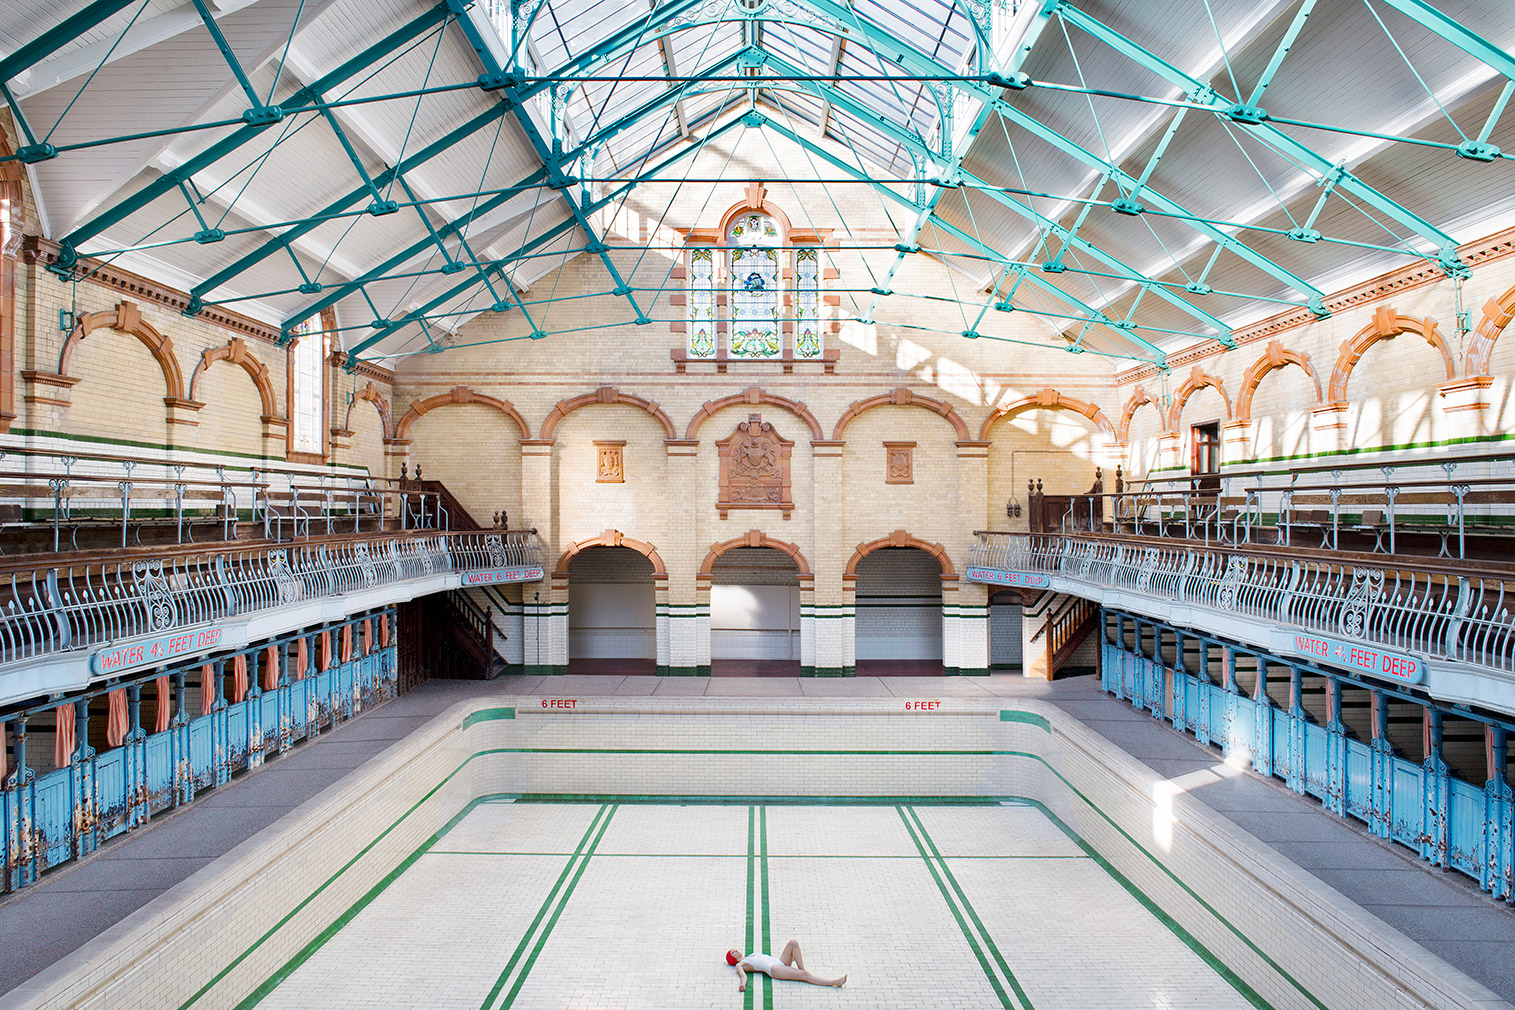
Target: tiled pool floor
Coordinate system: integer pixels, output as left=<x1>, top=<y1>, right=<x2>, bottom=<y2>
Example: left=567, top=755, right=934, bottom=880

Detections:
left=254, top=801, right=1261, bottom=1010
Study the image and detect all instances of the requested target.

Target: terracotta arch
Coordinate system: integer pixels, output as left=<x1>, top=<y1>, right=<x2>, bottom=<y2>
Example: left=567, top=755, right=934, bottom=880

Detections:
left=1116, top=386, right=1160, bottom=442
left=698, top=529, right=811, bottom=577
left=345, top=381, right=394, bottom=439
left=539, top=385, right=676, bottom=440
left=978, top=387, right=1115, bottom=442
left=59, top=300, right=185, bottom=400
left=831, top=387, right=970, bottom=441
left=1166, top=365, right=1231, bottom=430
left=1328, top=305, right=1454, bottom=403
left=188, top=337, right=278, bottom=416
left=1464, top=286, right=1515, bottom=377
left=554, top=528, right=667, bottom=579
left=685, top=386, right=824, bottom=440
left=842, top=530, right=954, bottom=578
left=716, top=182, right=795, bottom=243
left=1235, top=340, right=1321, bottom=421
left=394, top=385, right=529, bottom=441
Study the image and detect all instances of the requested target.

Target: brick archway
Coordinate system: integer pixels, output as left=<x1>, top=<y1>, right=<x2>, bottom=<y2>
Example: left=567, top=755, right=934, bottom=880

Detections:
left=1166, top=365, right=1230, bottom=430
left=394, top=385, right=529, bottom=440
left=698, top=529, right=811, bottom=577
left=1328, top=305, right=1454, bottom=403
left=344, top=381, right=394, bottom=439
left=978, top=388, right=1114, bottom=442
left=685, top=386, right=823, bottom=440
left=554, top=529, right=667, bottom=578
left=59, top=300, right=186, bottom=400
left=842, top=530, right=954, bottom=578
left=188, top=337, right=279, bottom=417
left=831, top=387, right=970, bottom=441
left=1235, top=340, right=1321, bottom=420
left=1467, top=285, right=1515, bottom=376
left=1116, top=386, right=1160, bottom=442
left=539, top=386, right=676, bottom=440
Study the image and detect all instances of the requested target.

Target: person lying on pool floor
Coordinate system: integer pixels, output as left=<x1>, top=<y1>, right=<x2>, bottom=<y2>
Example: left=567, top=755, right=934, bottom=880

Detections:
left=726, top=940, right=847, bottom=990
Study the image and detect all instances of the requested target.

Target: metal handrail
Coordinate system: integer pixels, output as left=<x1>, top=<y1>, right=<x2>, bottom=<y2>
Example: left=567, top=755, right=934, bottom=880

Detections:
left=0, top=528, right=540, bottom=671
left=969, top=530, right=1515, bottom=676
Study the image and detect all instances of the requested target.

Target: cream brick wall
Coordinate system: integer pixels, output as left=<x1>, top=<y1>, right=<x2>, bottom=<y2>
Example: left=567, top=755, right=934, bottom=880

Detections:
left=193, top=363, right=266, bottom=458
left=403, top=401, right=524, bottom=525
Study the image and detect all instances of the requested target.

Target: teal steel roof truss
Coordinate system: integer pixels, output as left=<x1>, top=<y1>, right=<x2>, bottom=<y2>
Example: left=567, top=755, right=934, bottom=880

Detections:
left=6, top=0, right=1507, bottom=364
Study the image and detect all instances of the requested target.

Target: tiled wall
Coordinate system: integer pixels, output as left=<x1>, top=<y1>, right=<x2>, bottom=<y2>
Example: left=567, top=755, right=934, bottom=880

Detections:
left=7, top=699, right=1501, bottom=1010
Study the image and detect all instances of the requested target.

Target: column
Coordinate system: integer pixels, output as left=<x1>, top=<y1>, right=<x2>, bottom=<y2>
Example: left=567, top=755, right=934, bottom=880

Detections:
left=954, top=441, right=991, bottom=676
left=809, top=440, right=847, bottom=676
left=663, top=439, right=706, bottom=674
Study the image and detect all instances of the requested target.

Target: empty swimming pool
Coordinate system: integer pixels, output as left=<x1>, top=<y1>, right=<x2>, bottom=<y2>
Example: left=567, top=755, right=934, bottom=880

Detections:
left=10, top=696, right=1504, bottom=1010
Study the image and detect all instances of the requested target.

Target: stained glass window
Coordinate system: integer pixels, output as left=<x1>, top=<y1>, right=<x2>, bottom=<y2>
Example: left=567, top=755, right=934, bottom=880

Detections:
left=793, top=246, right=823, bottom=358
left=726, top=213, right=780, bottom=359
left=687, top=248, right=716, bottom=358
left=289, top=316, right=326, bottom=454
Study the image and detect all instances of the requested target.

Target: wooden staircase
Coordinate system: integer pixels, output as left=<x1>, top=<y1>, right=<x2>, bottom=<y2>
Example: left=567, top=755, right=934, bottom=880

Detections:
left=398, top=588, right=500, bottom=682
left=1038, top=594, right=1101, bottom=679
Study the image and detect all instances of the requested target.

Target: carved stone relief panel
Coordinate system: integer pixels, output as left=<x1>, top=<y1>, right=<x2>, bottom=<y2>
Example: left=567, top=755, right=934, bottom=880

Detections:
left=595, top=440, right=625, bottom=483
left=716, top=413, right=793, bottom=518
left=884, top=441, right=915, bottom=484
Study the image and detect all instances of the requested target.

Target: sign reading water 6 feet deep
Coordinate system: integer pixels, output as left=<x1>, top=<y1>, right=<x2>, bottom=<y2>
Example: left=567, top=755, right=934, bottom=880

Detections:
left=964, top=567, right=1050, bottom=589
left=92, top=627, right=224, bottom=676
left=1285, top=632, right=1424, bottom=686
left=463, top=566, right=544, bottom=586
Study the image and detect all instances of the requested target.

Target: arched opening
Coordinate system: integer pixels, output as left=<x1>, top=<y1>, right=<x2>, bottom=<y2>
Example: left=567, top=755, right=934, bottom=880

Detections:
left=710, top=546, right=800, bottom=675
left=988, top=589, right=1023, bottom=671
left=853, top=547, right=944, bottom=674
left=566, top=546, right=657, bottom=675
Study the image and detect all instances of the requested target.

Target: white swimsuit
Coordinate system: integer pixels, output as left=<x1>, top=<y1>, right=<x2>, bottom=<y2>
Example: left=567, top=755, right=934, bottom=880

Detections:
left=738, top=954, right=782, bottom=975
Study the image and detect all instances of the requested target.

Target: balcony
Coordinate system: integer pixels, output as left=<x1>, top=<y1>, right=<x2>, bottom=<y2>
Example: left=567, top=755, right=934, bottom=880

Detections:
left=972, top=453, right=1515, bottom=711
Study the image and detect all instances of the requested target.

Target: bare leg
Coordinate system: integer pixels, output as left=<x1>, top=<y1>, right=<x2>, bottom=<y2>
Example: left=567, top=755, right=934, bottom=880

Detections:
left=769, top=965, right=846, bottom=987
left=780, top=939, right=804, bottom=969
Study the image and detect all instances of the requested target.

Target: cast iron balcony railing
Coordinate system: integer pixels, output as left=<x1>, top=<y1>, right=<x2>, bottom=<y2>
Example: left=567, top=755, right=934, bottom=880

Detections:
left=0, top=529, right=541, bottom=672
left=968, top=531, right=1515, bottom=679
left=1047, top=452, right=1515, bottom=563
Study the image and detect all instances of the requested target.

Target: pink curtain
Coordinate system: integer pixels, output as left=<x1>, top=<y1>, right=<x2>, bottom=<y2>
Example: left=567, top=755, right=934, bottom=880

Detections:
left=231, top=654, right=248, bottom=703
left=263, top=645, right=279, bottom=691
left=200, top=664, right=214, bottom=715
left=380, top=614, right=390, bottom=647
left=1, top=720, right=8, bottom=782
left=295, top=638, right=307, bottom=680
left=340, top=624, right=353, bottom=664
left=106, top=689, right=129, bottom=747
left=155, top=677, right=172, bottom=733
left=54, top=704, right=75, bottom=768
left=320, top=631, right=332, bottom=671
left=363, top=619, right=373, bottom=656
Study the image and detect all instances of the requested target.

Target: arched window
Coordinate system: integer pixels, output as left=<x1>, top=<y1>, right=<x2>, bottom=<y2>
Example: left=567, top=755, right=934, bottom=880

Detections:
left=683, top=203, right=829, bottom=361
left=288, top=315, right=327, bottom=458
left=726, top=211, right=781, bottom=359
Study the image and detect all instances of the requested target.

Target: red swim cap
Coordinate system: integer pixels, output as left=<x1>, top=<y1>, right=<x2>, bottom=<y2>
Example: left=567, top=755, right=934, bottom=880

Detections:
left=726, top=950, right=741, bottom=966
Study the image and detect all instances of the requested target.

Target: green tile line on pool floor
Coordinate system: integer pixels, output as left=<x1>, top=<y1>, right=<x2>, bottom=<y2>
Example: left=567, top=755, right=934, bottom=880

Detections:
left=494, top=806, right=619, bottom=1010
left=896, top=806, right=1020, bottom=1010
left=902, top=806, right=1037, bottom=1010
left=760, top=805, right=773, bottom=1010
left=214, top=737, right=1332, bottom=1010
left=475, top=804, right=612, bottom=1010
left=745, top=806, right=756, bottom=1010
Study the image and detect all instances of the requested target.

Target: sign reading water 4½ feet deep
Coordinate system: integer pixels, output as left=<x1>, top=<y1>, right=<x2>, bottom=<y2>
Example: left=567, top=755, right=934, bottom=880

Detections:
left=92, top=626, right=224, bottom=676
left=463, top=566, right=544, bottom=586
left=965, top=566, right=1050, bottom=589
left=1287, top=632, right=1424, bottom=685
